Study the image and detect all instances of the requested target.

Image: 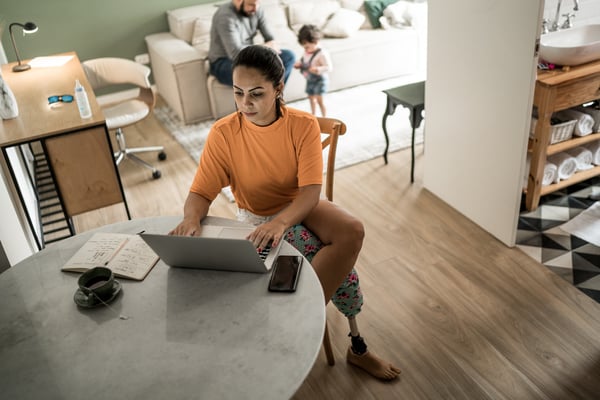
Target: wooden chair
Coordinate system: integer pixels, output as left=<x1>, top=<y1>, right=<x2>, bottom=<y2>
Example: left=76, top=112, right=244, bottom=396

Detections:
left=82, top=58, right=166, bottom=179
left=317, top=116, right=347, bottom=366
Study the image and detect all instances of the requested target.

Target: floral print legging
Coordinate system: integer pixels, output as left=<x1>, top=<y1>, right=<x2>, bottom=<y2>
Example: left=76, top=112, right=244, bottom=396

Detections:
left=284, top=224, right=363, bottom=318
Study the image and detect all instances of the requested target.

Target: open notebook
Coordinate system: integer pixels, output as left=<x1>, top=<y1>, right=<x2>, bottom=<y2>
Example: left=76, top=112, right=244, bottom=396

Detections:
left=140, top=225, right=283, bottom=273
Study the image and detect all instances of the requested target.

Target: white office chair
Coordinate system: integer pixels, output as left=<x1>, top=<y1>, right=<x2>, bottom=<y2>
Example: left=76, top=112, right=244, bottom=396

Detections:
left=82, top=57, right=166, bottom=179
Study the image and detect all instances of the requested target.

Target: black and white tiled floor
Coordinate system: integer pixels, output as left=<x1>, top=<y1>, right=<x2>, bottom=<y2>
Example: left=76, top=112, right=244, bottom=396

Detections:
left=516, top=177, right=600, bottom=303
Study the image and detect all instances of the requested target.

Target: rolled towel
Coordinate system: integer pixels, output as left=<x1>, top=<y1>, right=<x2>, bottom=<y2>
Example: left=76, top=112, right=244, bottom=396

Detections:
left=524, top=155, right=557, bottom=187
left=555, top=109, right=594, bottom=136
left=574, top=104, right=600, bottom=132
left=547, top=152, right=577, bottom=182
left=566, top=146, right=593, bottom=171
left=585, top=140, right=600, bottom=165
left=543, top=162, right=558, bottom=186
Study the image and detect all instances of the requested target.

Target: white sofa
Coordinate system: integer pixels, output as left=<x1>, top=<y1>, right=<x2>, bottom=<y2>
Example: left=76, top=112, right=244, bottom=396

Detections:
left=145, top=0, right=427, bottom=124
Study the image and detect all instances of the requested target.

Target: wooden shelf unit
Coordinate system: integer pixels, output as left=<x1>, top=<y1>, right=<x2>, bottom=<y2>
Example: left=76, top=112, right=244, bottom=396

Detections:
left=525, top=59, right=600, bottom=211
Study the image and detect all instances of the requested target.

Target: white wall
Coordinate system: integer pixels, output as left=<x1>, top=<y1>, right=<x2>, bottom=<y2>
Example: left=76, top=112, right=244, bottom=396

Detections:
left=424, top=0, right=543, bottom=246
left=423, top=0, right=600, bottom=246
left=543, top=0, right=600, bottom=27
left=0, top=162, right=35, bottom=266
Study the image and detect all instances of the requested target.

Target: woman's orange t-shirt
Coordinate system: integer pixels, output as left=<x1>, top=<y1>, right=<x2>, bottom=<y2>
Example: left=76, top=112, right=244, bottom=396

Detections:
left=189, top=106, right=323, bottom=216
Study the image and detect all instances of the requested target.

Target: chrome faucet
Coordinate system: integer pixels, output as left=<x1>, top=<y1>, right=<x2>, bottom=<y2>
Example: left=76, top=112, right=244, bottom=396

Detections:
left=550, top=0, right=579, bottom=32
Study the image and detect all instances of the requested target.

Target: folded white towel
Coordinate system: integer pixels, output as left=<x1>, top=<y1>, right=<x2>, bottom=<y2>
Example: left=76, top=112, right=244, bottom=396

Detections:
left=556, top=109, right=594, bottom=136
left=585, top=140, right=600, bottom=165
left=574, top=104, right=600, bottom=132
left=524, top=155, right=558, bottom=187
left=566, top=146, right=594, bottom=171
left=547, top=152, right=577, bottom=182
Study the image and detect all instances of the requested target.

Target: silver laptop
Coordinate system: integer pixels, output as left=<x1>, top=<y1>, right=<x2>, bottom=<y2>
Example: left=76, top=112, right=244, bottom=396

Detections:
left=139, top=225, right=283, bottom=273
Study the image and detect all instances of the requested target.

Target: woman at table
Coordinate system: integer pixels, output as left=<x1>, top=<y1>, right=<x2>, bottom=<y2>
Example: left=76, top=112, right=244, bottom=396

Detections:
left=170, top=45, right=401, bottom=380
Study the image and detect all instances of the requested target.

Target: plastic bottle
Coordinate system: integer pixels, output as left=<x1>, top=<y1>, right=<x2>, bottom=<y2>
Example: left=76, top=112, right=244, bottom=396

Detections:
left=74, top=79, right=92, bottom=119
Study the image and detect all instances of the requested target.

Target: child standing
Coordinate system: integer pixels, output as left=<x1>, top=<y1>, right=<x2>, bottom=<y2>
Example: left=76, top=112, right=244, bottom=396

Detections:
left=294, top=25, right=332, bottom=117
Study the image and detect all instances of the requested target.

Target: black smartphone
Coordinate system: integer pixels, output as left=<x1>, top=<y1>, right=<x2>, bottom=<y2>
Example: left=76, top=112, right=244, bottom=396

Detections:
left=268, top=255, right=303, bottom=292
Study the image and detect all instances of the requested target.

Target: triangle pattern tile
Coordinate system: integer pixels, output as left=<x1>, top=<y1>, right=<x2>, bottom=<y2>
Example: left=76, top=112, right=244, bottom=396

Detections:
left=577, top=288, right=600, bottom=303
left=516, top=245, right=542, bottom=263
left=571, top=252, right=600, bottom=273
left=544, top=252, right=574, bottom=269
left=573, top=243, right=600, bottom=255
left=545, top=266, right=573, bottom=283
left=516, top=229, right=539, bottom=244
left=519, top=177, right=600, bottom=304
left=518, top=217, right=544, bottom=232
left=543, top=233, right=573, bottom=250
left=540, top=205, right=572, bottom=222
left=517, top=218, right=541, bottom=232
left=541, top=247, right=570, bottom=264
left=541, top=234, right=569, bottom=250
left=576, top=274, right=600, bottom=291
left=572, top=268, right=600, bottom=286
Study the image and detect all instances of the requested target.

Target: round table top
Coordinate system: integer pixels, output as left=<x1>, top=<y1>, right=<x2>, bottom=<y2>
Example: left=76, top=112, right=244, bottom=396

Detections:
left=0, top=216, right=325, bottom=400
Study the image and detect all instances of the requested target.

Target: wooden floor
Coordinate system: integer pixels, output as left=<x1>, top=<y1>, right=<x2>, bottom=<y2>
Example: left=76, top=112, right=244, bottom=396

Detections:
left=73, top=104, right=600, bottom=400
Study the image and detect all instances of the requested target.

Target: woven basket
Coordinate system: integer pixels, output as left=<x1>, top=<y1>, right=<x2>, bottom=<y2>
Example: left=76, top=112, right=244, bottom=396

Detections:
left=530, top=118, right=576, bottom=144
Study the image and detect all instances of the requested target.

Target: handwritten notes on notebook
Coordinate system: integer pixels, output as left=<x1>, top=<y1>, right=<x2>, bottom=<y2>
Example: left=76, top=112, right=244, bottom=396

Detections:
left=62, top=232, right=159, bottom=281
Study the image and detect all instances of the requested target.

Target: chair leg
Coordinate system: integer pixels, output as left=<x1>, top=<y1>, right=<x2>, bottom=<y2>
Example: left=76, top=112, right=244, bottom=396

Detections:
left=323, top=320, right=335, bottom=366
left=112, top=127, right=165, bottom=179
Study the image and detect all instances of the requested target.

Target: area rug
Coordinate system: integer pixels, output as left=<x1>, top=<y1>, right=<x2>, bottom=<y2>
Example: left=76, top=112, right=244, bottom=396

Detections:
left=154, top=75, right=425, bottom=170
left=559, top=201, right=600, bottom=247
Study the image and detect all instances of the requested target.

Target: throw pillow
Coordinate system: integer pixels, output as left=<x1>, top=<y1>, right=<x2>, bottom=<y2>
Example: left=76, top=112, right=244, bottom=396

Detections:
left=322, top=9, right=366, bottom=38
left=287, top=1, right=340, bottom=33
left=191, top=16, right=212, bottom=57
left=364, top=0, right=399, bottom=29
left=382, top=1, right=410, bottom=28
left=340, top=0, right=364, bottom=11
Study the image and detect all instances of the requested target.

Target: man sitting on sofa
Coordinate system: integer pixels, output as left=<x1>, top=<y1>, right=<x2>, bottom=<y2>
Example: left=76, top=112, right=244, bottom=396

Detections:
left=208, top=0, right=296, bottom=86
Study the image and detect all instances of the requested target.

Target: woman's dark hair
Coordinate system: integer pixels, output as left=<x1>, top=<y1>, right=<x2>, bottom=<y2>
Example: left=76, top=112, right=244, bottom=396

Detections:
left=297, top=24, right=321, bottom=45
left=232, top=45, right=285, bottom=89
left=232, top=45, right=285, bottom=116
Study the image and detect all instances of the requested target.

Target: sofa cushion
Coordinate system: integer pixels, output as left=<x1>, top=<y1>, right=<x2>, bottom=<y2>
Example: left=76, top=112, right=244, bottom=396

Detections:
left=363, top=0, right=399, bottom=28
left=262, top=2, right=290, bottom=31
left=322, top=9, right=365, bottom=38
left=287, top=1, right=340, bottom=33
left=191, top=15, right=213, bottom=57
left=167, top=3, right=218, bottom=43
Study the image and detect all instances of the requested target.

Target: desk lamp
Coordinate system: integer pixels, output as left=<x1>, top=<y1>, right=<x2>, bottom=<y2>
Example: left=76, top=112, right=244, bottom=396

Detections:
left=9, top=22, right=38, bottom=72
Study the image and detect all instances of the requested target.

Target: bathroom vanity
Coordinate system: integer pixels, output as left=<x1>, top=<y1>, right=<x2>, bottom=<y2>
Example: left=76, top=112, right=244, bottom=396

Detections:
left=526, top=58, right=600, bottom=211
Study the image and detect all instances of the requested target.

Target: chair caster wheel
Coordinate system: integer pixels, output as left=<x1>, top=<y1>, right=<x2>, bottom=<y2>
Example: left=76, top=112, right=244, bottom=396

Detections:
left=152, top=170, right=161, bottom=179
left=158, top=151, right=167, bottom=161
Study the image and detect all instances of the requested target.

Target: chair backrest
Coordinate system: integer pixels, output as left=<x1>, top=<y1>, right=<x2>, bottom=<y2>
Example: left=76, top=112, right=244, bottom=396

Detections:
left=82, top=57, right=156, bottom=111
left=317, top=117, right=347, bottom=202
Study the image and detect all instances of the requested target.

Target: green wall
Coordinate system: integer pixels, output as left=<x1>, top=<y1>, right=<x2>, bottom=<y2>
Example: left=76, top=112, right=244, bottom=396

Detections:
left=1, top=0, right=214, bottom=64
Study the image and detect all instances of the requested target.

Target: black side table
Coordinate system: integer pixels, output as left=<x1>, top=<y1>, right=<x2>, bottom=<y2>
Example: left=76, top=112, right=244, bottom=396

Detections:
left=382, top=81, right=425, bottom=183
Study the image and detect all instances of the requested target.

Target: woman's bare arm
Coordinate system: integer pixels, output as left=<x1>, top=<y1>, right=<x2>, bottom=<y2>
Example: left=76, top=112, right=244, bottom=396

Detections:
left=247, top=184, right=321, bottom=249
left=169, top=192, right=212, bottom=236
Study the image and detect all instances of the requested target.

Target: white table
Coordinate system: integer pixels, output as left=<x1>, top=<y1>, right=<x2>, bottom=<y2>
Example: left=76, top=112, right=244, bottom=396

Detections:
left=0, top=216, right=325, bottom=400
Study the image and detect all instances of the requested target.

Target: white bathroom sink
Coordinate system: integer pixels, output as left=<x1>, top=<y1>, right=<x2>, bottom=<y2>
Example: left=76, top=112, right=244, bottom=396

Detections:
left=539, top=24, right=600, bottom=66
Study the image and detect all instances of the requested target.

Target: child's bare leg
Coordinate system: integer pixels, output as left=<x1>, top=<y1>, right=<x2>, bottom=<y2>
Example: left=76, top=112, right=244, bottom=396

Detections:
left=316, top=95, right=326, bottom=117
left=309, top=95, right=317, bottom=115
left=345, top=316, right=401, bottom=380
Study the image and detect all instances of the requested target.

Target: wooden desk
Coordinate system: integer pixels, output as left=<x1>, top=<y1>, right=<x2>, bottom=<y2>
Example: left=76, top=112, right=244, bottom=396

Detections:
left=0, top=216, right=325, bottom=400
left=382, top=81, right=425, bottom=183
left=0, top=52, right=129, bottom=249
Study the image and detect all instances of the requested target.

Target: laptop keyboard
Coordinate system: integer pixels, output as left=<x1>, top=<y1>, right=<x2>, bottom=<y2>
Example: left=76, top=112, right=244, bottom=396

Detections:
left=257, top=243, right=272, bottom=261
